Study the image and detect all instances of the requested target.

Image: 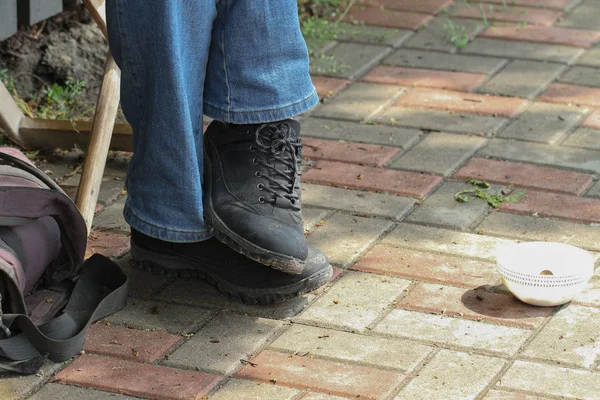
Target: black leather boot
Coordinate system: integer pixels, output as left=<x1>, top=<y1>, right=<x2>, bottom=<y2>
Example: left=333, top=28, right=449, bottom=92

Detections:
left=130, top=229, right=332, bottom=305
left=203, top=120, right=310, bottom=274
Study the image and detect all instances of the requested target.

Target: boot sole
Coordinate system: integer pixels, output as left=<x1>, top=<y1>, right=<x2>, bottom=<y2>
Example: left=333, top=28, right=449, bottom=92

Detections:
left=130, top=242, right=332, bottom=305
left=204, top=147, right=306, bottom=275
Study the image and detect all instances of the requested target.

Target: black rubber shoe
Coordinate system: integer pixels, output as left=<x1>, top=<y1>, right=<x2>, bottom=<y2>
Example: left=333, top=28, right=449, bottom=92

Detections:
left=203, top=120, right=309, bottom=274
left=129, top=229, right=332, bottom=305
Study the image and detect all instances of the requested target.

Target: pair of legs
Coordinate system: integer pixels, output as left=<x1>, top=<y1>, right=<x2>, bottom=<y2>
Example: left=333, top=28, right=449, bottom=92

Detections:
left=106, top=0, right=331, bottom=303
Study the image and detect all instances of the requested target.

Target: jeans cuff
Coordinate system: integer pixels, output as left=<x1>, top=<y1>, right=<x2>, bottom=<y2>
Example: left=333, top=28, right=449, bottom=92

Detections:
left=123, top=204, right=214, bottom=242
left=203, top=89, right=319, bottom=124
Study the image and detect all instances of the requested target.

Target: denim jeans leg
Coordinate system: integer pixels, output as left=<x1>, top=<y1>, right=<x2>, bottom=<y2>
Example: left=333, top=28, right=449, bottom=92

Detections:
left=105, top=0, right=216, bottom=242
left=203, top=0, right=318, bottom=123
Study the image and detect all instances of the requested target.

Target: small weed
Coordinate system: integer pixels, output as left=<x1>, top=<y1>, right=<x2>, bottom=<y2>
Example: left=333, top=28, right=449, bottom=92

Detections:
left=455, top=178, right=525, bottom=208
left=38, top=77, right=92, bottom=121
left=444, top=20, right=470, bottom=48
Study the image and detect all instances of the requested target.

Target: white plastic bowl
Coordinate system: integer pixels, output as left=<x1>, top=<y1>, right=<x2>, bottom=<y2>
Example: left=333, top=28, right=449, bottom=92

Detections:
left=496, top=242, right=595, bottom=307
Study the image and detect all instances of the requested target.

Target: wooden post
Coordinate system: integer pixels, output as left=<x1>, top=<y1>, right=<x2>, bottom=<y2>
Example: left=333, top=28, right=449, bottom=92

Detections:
left=0, top=80, right=25, bottom=147
left=76, top=53, right=121, bottom=232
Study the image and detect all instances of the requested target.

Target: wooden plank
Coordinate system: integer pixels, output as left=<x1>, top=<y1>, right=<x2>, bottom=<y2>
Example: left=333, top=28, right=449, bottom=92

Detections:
left=0, top=80, right=25, bottom=146
left=17, top=0, right=62, bottom=26
left=83, top=0, right=107, bottom=39
left=0, top=0, right=18, bottom=41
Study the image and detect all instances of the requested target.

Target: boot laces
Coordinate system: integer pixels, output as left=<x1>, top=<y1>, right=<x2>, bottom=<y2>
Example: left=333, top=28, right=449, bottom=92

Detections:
left=253, top=122, right=301, bottom=210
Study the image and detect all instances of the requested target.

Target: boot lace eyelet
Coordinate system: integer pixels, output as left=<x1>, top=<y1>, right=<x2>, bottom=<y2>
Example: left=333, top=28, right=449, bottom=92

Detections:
left=257, top=183, right=264, bottom=190
left=250, top=145, right=256, bottom=151
left=255, top=171, right=261, bottom=177
left=258, top=196, right=266, bottom=203
left=252, top=158, right=258, bottom=164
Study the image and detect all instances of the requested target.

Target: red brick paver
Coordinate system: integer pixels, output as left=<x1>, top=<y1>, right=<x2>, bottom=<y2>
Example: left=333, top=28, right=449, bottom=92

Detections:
left=356, top=0, right=453, bottom=14
left=454, top=6, right=562, bottom=26
left=311, top=76, right=350, bottom=101
left=235, top=350, right=405, bottom=399
left=84, top=323, right=181, bottom=363
left=86, top=232, right=130, bottom=259
left=397, top=282, right=554, bottom=328
left=454, top=158, right=594, bottom=195
left=539, top=83, right=600, bottom=107
left=362, top=66, right=487, bottom=92
left=581, top=110, right=600, bottom=130
left=352, top=246, right=498, bottom=287
left=481, top=25, right=600, bottom=48
left=302, top=137, right=402, bottom=167
left=346, top=7, right=434, bottom=30
left=396, top=87, right=528, bottom=118
left=302, top=160, right=442, bottom=197
left=499, top=190, right=600, bottom=223
left=55, top=354, right=222, bottom=400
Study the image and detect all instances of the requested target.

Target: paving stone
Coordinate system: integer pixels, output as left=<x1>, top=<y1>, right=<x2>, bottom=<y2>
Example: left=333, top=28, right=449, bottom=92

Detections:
left=453, top=4, right=562, bottom=26
left=235, top=350, right=405, bottom=400
left=482, top=390, right=547, bottom=400
left=313, top=82, right=404, bottom=122
left=581, top=110, right=600, bottom=129
left=301, top=183, right=415, bottom=220
left=270, top=324, right=432, bottom=371
left=352, top=245, right=500, bottom=287
left=522, top=305, right=600, bottom=368
left=103, top=298, right=213, bottom=334
left=403, top=18, right=486, bottom=52
left=498, top=189, right=600, bottom=223
left=397, top=282, right=554, bottom=328
left=302, top=137, right=402, bottom=167
left=298, top=393, right=349, bottom=400
left=390, top=132, right=487, bottom=176
left=499, top=360, right=600, bottom=398
left=311, top=42, right=390, bottom=80
left=303, top=206, right=330, bottom=233
left=478, top=60, right=565, bottom=99
left=29, top=383, right=141, bottom=400
left=85, top=231, right=130, bottom=259
left=295, top=271, right=410, bottom=332
left=381, top=222, right=515, bottom=261
left=345, top=7, right=434, bottom=30
left=394, top=350, right=506, bottom=400
left=373, top=309, right=530, bottom=355
left=92, top=196, right=128, bottom=232
left=396, top=87, right=529, bottom=118
left=383, top=48, right=508, bottom=75
left=499, top=102, right=586, bottom=144
left=560, top=66, right=600, bottom=89
left=478, top=212, right=600, bottom=252
left=573, top=279, right=600, bottom=307
left=564, top=127, right=600, bottom=150
left=302, top=160, right=442, bottom=197
left=210, top=379, right=299, bottom=400
left=479, top=138, right=600, bottom=174
left=362, top=65, right=488, bottom=91
left=454, top=158, right=594, bottom=195
left=376, top=106, right=509, bottom=135
left=463, top=38, right=583, bottom=63
left=55, top=354, right=222, bottom=399
left=357, top=0, right=453, bottom=13
left=118, top=255, right=172, bottom=300
left=577, top=46, right=600, bottom=66
left=335, top=23, right=412, bottom=47
left=557, top=0, right=600, bottom=29
left=476, top=0, right=578, bottom=9
left=0, top=362, right=62, bottom=400
left=301, top=118, right=422, bottom=148
left=305, top=213, right=393, bottom=267
left=539, top=83, right=600, bottom=107
left=311, top=76, right=351, bottom=101
left=481, top=25, right=600, bottom=47
left=163, top=313, right=282, bottom=375
left=158, top=279, right=312, bottom=319
left=84, top=323, right=181, bottom=363
left=405, top=181, right=492, bottom=230
left=587, top=181, right=600, bottom=198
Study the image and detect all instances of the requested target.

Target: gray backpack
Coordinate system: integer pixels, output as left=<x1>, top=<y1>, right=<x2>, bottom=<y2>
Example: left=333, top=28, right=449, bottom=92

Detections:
left=0, top=147, right=128, bottom=374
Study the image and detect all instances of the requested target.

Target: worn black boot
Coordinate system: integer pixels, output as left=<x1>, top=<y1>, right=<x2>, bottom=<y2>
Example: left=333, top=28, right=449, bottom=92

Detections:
left=130, top=229, right=333, bottom=305
left=204, top=120, right=309, bottom=274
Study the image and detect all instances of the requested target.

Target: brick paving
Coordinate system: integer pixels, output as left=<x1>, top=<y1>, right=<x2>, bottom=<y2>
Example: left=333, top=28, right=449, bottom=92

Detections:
left=7, top=1, right=600, bottom=399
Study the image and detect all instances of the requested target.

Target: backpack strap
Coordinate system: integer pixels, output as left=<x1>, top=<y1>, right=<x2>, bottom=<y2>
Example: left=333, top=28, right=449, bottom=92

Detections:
left=0, top=254, right=128, bottom=373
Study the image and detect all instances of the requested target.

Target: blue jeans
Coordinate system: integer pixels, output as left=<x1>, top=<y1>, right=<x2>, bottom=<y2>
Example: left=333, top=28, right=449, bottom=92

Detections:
left=105, top=0, right=317, bottom=242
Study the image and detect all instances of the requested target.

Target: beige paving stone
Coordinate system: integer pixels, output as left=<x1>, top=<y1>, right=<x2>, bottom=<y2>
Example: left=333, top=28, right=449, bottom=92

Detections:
left=336, top=23, right=412, bottom=47
left=499, top=360, right=600, bottom=398
left=522, top=305, right=600, bottom=368
left=404, top=18, right=485, bottom=52
left=483, top=389, right=551, bottom=399
left=269, top=324, right=433, bottom=371
left=382, top=222, right=516, bottom=261
left=586, top=181, right=600, bottom=198
left=573, top=279, right=600, bottom=307
left=463, top=38, right=583, bottom=64
left=298, top=394, right=349, bottom=400
left=394, top=350, right=506, bottom=400
left=314, top=83, right=404, bottom=122
left=311, top=42, right=391, bottom=80
left=578, top=47, right=600, bottom=67
left=306, top=212, right=394, bottom=267
left=303, top=206, right=330, bottom=233
left=0, top=362, right=62, bottom=400
left=301, top=184, right=415, bottom=220
left=564, top=128, right=600, bottom=151
left=374, top=309, right=531, bottom=356
left=560, top=66, right=600, bottom=88
left=210, top=379, right=299, bottom=400
left=295, top=271, right=410, bottom=332
left=29, top=383, right=140, bottom=400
